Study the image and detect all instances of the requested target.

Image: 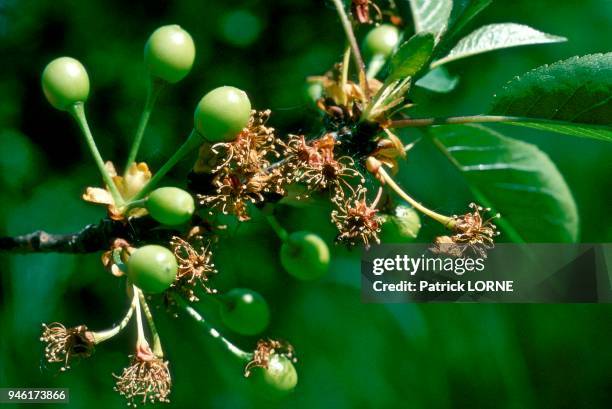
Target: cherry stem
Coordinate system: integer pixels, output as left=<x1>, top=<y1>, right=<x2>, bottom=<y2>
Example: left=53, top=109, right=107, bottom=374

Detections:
left=178, top=297, right=253, bottom=362
left=133, top=285, right=148, bottom=348
left=377, top=166, right=455, bottom=228
left=138, top=289, right=164, bottom=358
left=389, top=115, right=526, bottom=128
left=131, top=129, right=203, bottom=201
left=265, top=213, right=289, bottom=242
left=92, top=292, right=138, bottom=344
left=122, top=198, right=147, bottom=213
left=124, top=78, right=165, bottom=175
left=69, top=103, right=125, bottom=207
left=331, top=0, right=369, bottom=98
left=366, top=54, right=386, bottom=79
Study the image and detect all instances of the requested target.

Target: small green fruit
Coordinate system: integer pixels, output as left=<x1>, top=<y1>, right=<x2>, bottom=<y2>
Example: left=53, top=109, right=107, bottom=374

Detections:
left=280, top=231, right=330, bottom=280
left=194, top=86, right=251, bottom=142
left=146, top=187, right=195, bottom=226
left=380, top=205, right=421, bottom=243
left=304, top=81, right=323, bottom=105
left=41, top=57, right=90, bottom=111
left=144, top=25, right=195, bottom=83
left=127, top=245, right=178, bottom=293
left=363, top=24, right=400, bottom=59
left=260, top=354, right=298, bottom=393
left=219, top=288, right=270, bottom=335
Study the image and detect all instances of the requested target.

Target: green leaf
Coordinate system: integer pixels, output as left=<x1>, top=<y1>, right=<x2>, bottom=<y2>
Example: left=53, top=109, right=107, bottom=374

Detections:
left=504, top=120, right=612, bottom=142
left=447, top=0, right=492, bottom=39
left=388, top=32, right=435, bottom=81
left=432, top=23, right=566, bottom=68
left=415, top=66, right=459, bottom=93
left=408, top=0, right=453, bottom=42
left=430, top=124, right=579, bottom=242
left=491, top=53, right=612, bottom=141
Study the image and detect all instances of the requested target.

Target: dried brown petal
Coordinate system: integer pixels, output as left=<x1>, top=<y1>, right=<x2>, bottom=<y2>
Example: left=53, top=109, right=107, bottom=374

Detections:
left=82, top=161, right=151, bottom=220
left=40, top=323, right=95, bottom=371
left=101, top=239, right=134, bottom=277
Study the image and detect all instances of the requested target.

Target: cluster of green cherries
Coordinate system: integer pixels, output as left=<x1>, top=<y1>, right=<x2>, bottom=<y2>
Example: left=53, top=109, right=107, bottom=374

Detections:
left=37, top=24, right=335, bottom=394
left=40, top=22, right=420, bottom=395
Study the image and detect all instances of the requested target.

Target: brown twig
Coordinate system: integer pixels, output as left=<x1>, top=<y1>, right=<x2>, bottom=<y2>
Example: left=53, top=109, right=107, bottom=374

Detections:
left=0, top=216, right=165, bottom=253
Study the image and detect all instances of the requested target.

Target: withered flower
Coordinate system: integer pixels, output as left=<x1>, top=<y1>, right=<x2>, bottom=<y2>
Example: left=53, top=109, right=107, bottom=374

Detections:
left=282, top=134, right=320, bottom=168
left=283, top=133, right=364, bottom=196
left=114, top=344, right=171, bottom=406
left=370, top=128, right=406, bottom=172
left=351, top=0, right=382, bottom=24
left=430, top=236, right=467, bottom=258
left=198, top=110, right=286, bottom=221
left=83, top=162, right=151, bottom=220
left=331, top=186, right=382, bottom=247
left=432, top=203, right=500, bottom=258
left=244, top=339, right=297, bottom=377
left=193, top=141, right=218, bottom=174
left=211, top=110, right=280, bottom=174
left=170, top=236, right=217, bottom=301
left=40, top=323, right=95, bottom=371
left=309, top=65, right=382, bottom=117
left=101, top=238, right=133, bottom=277
left=199, top=169, right=283, bottom=221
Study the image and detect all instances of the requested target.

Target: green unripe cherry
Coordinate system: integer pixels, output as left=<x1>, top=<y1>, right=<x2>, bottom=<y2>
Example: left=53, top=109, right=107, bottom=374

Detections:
left=219, top=288, right=270, bottom=335
left=127, top=245, right=178, bottom=293
left=363, top=24, right=400, bottom=59
left=380, top=205, right=421, bottom=243
left=41, top=57, right=90, bottom=111
left=146, top=187, right=195, bottom=226
left=144, top=25, right=195, bottom=83
left=194, top=86, right=251, bottom=143
left=260, top=354, right=298, bottom=393
left=280, top=231, right=330, bottom=280
left=304, top=81, right=323, bottom=105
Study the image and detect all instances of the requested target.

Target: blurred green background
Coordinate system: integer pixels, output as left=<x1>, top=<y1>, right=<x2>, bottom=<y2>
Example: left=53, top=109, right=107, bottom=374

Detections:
left=0, top=0, right=611, bottom=408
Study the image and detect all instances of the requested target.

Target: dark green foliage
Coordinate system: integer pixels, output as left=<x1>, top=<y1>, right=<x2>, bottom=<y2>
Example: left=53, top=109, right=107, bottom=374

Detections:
left=0, top=1, right=611, bottom=408
left=491, top=53, right=612, bottom=141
